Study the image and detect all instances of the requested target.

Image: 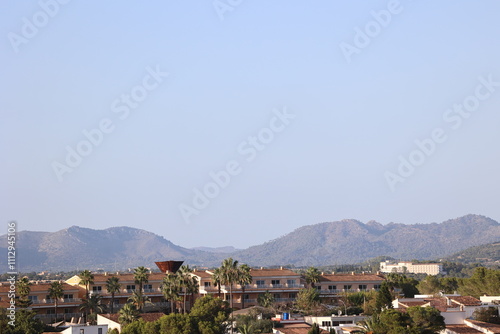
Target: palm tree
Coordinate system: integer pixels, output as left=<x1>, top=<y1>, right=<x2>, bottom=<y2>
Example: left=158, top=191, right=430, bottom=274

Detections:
left=133, top=266, right=149, bottom=294
left=127, top=290, right=151, bottom=312
left=237, top=264, right=252, bottom=309
left=105, top=276, right=121, bottom=314
left=118, top=302, right=140, bottom=326
left=177, top=265, right=196, bottom=313
left=258, top=290, right=274, bottom=308
left=48, top=281, right=64, bottom=323
left=79, top=294, right=104, bottom=324
left=305, top=267, right=321, bottom=288
left=220, top=257, right=241, bottom=334
left=212, top=267, right=223, bottom=298
left=186, top=275, right=199, bottom=312
left=220, top=257, right=239, bottom=311
left=79, top=270, right=94, bottom=298
left=162, top=272, right=181, bottom=314
left=16, top=277, right=32, bottom=308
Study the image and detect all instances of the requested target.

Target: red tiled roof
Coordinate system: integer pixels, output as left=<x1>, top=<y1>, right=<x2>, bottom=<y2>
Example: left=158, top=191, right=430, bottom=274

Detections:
left=466, top=320, right=500, bottom=334
left=249, top=269, right=300, bottom=277
left=449, top=296, right=482, bottom=306
left=89, top=273, right=166, bottom=283
left=444, top=325, right=483, bottom=334
left=319, top=274, right=385, bottom=282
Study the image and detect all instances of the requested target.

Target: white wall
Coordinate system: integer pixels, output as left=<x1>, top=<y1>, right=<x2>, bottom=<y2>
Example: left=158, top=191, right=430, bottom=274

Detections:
left=62, top=324, right=108, bottom=334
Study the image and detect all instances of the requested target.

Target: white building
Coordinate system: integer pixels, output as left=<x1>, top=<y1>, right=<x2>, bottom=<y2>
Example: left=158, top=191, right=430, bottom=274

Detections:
left=380, top=261, right=444, bottom=275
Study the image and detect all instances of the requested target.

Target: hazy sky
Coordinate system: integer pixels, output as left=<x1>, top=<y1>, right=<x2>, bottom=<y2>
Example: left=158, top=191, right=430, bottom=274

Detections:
left=2, top=1, right=500, bottom=249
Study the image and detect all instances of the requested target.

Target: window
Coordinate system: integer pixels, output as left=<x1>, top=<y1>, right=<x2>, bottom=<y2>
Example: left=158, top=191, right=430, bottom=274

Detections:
left=328, top=285, right=336, bottom=291
left=143, top=284, right=153, bottom=291
left=64, top=308, right=71, bottom=314
left=47, top=309, right=55, bottom=314
left=98, top=328, right=103, bottom=334
left=322, top=321, right=332, bottom=327
left=271, top=280, right=280, bottom=286
left=374, top=284, right=381, bottom=290
left=113, top=299, right=120, bottom=305
left=244, top=294, right=250, bottom=300
left=204, top=282, right=211, bottom=287
left=359, top=285, right=367, bottom=290
left=63, top=294, right=73, bottom=300
left=343, top=285, right=352, bottom=290
left=288, top=293, right=297, bottom=299
left=256, top=280, right=265, bottom=287
left=80, top=329, right=84, bottom=334
left=92, top=286, right=102, bottom=292
left=126, top=285, right=136, bottom=292
left=273, top=293, right=281, bottom=299
left=28, top=296, right=38, bottom=302
left=315, top=286, right=321, bottom=291
left=287, top=279, right=296, bottom=286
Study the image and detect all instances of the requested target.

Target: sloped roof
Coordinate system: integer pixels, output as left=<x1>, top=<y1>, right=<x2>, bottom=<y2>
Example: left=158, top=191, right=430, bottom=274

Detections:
left=466, top=320, right=500, bottom=334
left=319, top=273, right=385, bottom=282
left=449, top=296, right=482, bottom=306
left=442, top=325, right=483, bottom=334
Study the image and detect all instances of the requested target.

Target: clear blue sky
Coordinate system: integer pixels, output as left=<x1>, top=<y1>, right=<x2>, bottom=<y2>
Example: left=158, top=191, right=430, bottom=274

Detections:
left=1, top=1, right=500, bottom=248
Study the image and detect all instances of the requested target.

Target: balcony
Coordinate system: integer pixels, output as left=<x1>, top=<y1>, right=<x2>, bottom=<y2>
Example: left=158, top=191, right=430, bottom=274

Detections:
left=30, top=298, right=82, bottom=305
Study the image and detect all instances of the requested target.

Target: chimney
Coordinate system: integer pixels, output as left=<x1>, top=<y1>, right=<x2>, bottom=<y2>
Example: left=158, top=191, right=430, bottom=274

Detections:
left=351, top=272, right=355, bottom=275
left=321, top=272, right=324, bottom=275
left=104, top=272, right=107, bottom=276
left=332, top=272, right=335, bottom=275
left=280, top=266, right=283, bottom=270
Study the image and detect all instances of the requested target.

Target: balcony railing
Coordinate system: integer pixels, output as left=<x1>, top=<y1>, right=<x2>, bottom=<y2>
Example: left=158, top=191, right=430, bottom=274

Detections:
left=30, top=298, right=82, bottom=304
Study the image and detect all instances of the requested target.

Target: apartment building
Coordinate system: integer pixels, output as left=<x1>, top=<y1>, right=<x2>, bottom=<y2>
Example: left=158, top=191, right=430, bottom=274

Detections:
left=380, top=261, right=444, bottom=275
left=193, top=267, right=304, bottom=308
left=0, top=281, right=84, bottom=323
left=66, top=272, right=169, bottom=312
left=316, top=272, right=385, bottom=303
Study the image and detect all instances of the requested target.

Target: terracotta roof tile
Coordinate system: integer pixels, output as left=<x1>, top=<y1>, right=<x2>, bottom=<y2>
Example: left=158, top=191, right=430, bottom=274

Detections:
left=466, top=320, right=500, bottom=333
left=444, top=325, right=483, bottom=334
left=319, top=274, right=385, bottom=282
left=449, top=296, right=482, bottom=306
left=249, top=269, right=300, bottom=277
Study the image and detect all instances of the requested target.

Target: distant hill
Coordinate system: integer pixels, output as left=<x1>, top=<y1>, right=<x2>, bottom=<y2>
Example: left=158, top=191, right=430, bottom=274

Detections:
left=0, top=226, right=225, bottom=272
left=192, top=246, right=241, bottom=253
left=1, top=215, right=499, bottom=272
left=231, top=214, right=500, bottom=266
left=445, top=241, right=500, bottom=265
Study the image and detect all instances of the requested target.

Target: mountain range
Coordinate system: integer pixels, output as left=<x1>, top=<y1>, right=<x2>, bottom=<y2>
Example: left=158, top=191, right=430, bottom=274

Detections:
left=1, top=214, right=499, bottom=272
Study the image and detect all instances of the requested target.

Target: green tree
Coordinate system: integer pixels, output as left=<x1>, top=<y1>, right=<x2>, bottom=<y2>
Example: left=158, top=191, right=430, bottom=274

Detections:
left=159, top=313, right=197, bottom=334
left=80, top=294, right=104, bottom=324
left=406, top=306, right=445, bottom=334
left=308, top=323, right=321, bottom=334
left=186, top=275, right=199, bottom=312
left=0, top=308, right=45, bottom=334
left=119, top=302, right=140, bottom=326
left=106, top=276, right=121, bottom=314
left=257, top=290, right=275, bottom=308
left=15, top=277, right=32, bottom=308
left=473, top=307, right=500, bottom=324
left=220, top=257, right=239, bottom=311
left=162, top=272, right=182, bottom=313
left=133, top=266, right=150, bottom=311
left=305, top=267, right=321, bottom=288
left=79, top=269, right=94, bottom=298
left=295, top=288, right=320, bottom=313
left=127, top=290, right=152, bottom=312
left=375, top=282, right=393, bottom=313
left=417, top=275, right=441, bottom=295
left=190, top=295, right=230, bottom=334
left=48, top=281, right=64, bottom=323
left=178, top=265, right=194, bottom=313
left=212, top=267, right=223, bottom=298
left=237, top=264, right=253, bottom=310
left=458, top=267, right=500, bottom=297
